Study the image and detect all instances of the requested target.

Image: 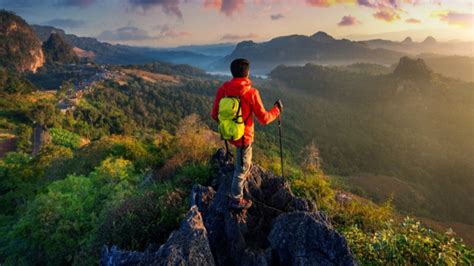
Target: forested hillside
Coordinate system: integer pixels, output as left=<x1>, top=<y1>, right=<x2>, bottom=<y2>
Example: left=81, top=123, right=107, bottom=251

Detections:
left=1, top=56, right=473, bottom=264
left=267, top=58, right=474, bottom=226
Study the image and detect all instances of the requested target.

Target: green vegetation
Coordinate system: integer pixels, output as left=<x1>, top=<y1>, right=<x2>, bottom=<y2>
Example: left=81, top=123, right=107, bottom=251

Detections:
left=0, top=10, right=44, bottom=73
left=42, top=32, right=79, bottom=65
left=266, top=61, right=474, bottom=226
left=49, top=127, right=81, bottom=149
left=288, top=159, right=473, bottom=264
left=0, top=112, right=218, bottom=264
left=1, top=57, right=473, bottom=264
left=0, top=67, right=36, bottom=94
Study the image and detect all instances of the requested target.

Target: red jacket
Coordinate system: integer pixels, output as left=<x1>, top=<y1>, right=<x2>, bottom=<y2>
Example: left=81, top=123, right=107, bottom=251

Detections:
left=211, top=77, right=280, bottom=147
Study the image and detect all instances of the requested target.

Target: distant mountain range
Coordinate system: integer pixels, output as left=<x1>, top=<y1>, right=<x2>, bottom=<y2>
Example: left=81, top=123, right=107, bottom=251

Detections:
left=2, top=10, right=472, bottom=80
left=359, top=36, right=473, bottom=57
left=213, top=31, right=407, bottom=73
left=212, top=32, right=474, bottom=78
left=32, top=25, right=220, bottom=68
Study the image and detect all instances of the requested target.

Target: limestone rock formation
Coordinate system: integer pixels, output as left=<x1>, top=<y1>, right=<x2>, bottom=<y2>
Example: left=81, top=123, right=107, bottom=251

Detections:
left=0, top=10, right=44, bottom=73
left=101, top=149, right=356, bottom=265
left=394, top=56, right=432, bottom=80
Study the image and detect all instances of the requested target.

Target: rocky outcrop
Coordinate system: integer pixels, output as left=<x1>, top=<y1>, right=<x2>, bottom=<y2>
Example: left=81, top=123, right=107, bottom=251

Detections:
left=269, top=212, right=355, bottom=265
left=0, top=10, right=44, bottom=73
left=101, top=206, right=215, bottom=266
left=42, top=32, right=79, bottom=64
left=101, top=149, right=356, bottom=265
left=394, top=56, right=432, bottom=80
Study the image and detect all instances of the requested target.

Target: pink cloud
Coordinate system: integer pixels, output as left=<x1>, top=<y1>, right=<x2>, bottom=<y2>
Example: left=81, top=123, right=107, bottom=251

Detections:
left=204, top=0, right=245, bottom=16
left=221, top=33, right=259, bottom=41
left=306, top=0, right=355, bottom=8
left=304, top=0, right=423, bottom=24
left=306, top=0, right=332, bottom=7
left=338, top=15, right=361, bottom=26
left=373, top=8, right=400, bottom=22
left=434, top=11, right=474, bottom=28
left=405, top=18, right=421, bottom=23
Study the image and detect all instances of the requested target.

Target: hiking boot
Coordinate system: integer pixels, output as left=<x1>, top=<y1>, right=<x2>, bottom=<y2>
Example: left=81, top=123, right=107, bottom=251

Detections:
left=229, top=197, right=252, bottom=210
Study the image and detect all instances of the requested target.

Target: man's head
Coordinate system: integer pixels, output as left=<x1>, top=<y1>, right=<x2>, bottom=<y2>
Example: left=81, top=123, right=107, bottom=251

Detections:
left=230, top=58, right=250, bottom=78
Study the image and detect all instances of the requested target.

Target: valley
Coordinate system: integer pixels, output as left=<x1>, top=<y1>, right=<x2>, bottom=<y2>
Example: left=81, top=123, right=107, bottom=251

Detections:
left=1, top=8, right=473, bottom=265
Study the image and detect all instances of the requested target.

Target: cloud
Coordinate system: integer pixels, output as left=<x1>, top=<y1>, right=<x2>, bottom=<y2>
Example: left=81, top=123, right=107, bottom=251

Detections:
left=338, top=15, right=360, bottom=26
left=405, top=18, right=421, bottom=23
left=97, top=26, right=155, bottom=41
left=204, top=0, right=245, bottom=16
left=357, top=0, right=376, bottom=8
left=270, top=13, right=285, bottom=20
left=433, top=10, right=474, bottom=28
left=306, top=0, right=354, bottom=8
left=303, top=0, right=422, bottom=23
left=0, top=0, right=96, bottom=8
left=97, top=24, right=191, bottom=42
left=56, top=0, right=96, bottom=7
left=221, top=33, right=258, bottom=41
left=128, top=0, right=182, bottom=18
left=43, top=18, right=85, bottom=28
left=373, top=8, right=400, bottom=22
left=0, top=0, right=36, bottom=8
left=154, top=24, right=192, bottom=38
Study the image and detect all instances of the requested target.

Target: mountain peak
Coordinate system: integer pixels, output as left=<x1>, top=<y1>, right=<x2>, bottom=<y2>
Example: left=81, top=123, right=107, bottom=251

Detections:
left=394, top=56, right=432, bottom=80
left=401, top=37, right=413, bottom=44
left=42, top=32, right=79, bottom=64
left=422, top=36, right=437, bottom=45
left=0, top=10, right=44, bottom=73
left=311, top=31, right=335, bottom=42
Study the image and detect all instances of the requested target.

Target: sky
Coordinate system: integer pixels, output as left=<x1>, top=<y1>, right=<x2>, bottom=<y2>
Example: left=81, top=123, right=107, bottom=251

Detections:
left=1, top=0, right=473, bottom=47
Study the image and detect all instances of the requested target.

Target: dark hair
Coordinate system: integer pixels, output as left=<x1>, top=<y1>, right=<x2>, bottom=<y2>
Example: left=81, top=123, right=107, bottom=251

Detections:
left=230, top=58, right=250, bottom=78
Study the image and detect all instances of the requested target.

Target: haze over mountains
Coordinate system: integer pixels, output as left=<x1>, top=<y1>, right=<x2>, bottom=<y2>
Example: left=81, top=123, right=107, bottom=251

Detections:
left=28, top=23, right=474, bottom=82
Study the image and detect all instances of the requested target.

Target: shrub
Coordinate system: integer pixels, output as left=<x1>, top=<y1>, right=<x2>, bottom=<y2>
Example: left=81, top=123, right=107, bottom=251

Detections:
left=156, top=114, right=219, bottom=179
left=14, top=124, right=32, bottom=153
left=49, top=127, right=81, bottom=149
left=0, top=152, right=36, bottom=215
left=47, top=136, right=158, bottom=180
left=5, top=175, right=98, bottom=265
left=3, top=157, right=142, bottom=265
left=342, top=217, right=474, bottom=265
left=173, top=163, right=213, bottom=188
left=332, top=199, right=393, bottom=233
left=97, top=187, right=186, bottom=251
left=291, top=172, right=335, bottom=211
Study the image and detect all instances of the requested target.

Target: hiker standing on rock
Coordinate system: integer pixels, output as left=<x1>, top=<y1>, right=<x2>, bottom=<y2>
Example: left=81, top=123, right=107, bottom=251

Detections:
left=211, top=58, right=283, bottom=210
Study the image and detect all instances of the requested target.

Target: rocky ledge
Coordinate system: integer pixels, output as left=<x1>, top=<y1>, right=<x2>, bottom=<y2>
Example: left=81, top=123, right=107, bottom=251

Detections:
left=101, top=149, right=356, bottom=265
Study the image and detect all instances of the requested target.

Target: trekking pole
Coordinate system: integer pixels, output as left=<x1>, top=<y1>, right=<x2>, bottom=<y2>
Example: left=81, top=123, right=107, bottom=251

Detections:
left=278, top=115, right=284, bottom=178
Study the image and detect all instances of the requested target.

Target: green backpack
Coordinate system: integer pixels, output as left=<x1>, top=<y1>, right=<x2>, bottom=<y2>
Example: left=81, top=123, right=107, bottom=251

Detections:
left=218, top=96, right=245, bottom=141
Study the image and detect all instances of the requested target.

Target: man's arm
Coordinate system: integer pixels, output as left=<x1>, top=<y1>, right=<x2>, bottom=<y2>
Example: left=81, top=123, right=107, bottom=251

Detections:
left=211, top=87, right=224, bottom=121
left=252, top=89, right=280, bottom=125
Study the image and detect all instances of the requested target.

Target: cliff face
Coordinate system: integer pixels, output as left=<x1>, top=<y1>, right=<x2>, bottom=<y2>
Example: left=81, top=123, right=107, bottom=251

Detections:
left=101, top=149, right=356, bottom=265
left=0, top=10, right=44, bottom=73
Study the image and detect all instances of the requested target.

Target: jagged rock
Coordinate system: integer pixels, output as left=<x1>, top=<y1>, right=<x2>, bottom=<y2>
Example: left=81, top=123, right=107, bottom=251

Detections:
left=102, top=149, right=356, bottom=265
left=269, top=212, right=355, bottom=265
left=101, top=206, right=214, bottom=266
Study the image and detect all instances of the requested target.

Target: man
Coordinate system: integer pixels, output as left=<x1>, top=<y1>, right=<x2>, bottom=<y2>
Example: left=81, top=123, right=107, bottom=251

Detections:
left=211, top=58, right=283, bottom=210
